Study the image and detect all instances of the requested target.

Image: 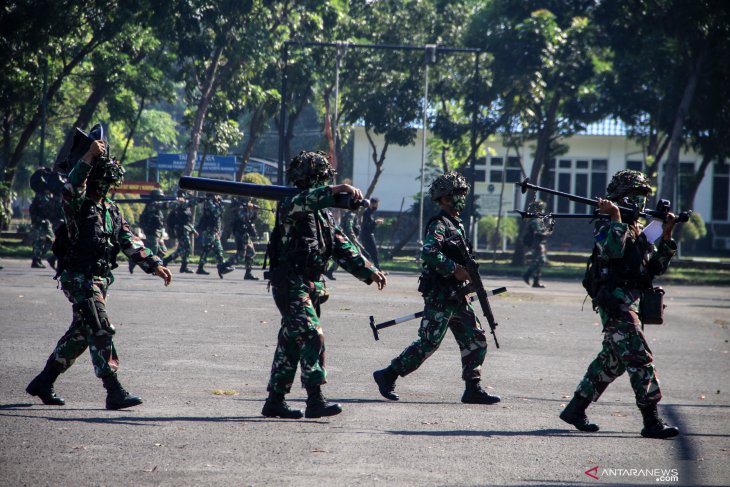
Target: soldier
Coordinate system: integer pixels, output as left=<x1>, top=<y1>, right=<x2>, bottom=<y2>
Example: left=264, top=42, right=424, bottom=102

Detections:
left=129, top=188, right=169, bottom=274
left=262, top=150, right=387, bottom=419
left=196, top=193, right=234, bottom=278
left=559, top=169, right=679, bottom=439
left=522, top=199, right=553, bottom=288
left=373, top=172, right=500, bottom=405
left=29, top=187, right=56, bottom=269
left=162, top=191, right=198, bottom=273
left=229, top=198, right=260, bottom=280
left=25, top=125, right=172, bottom=410
left=360, top=197, right=382, bottom=268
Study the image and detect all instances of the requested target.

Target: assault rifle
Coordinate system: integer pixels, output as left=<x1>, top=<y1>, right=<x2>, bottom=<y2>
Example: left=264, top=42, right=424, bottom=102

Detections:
left=514, top=178, right=692, bottom=224
left=179, top=176, right=370, bottom=210
left=446, top=234, right=501, bottom=348
left=113, top=196, right=178, bottom=204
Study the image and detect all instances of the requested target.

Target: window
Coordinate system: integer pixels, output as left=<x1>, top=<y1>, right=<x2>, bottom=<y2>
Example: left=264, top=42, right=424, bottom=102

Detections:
left=487, top=156, right=522, bottom=184
left=626, top=160, right=642, bottom=171
left=712, top=161, right=729, bottom=221
left=545, top=158, right=608, bottom=214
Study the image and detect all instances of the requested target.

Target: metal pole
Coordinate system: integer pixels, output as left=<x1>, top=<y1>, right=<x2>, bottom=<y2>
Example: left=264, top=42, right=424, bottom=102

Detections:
left=418, top=45, right=436, bottom=248
left=39, top=57, right=48, bottom=167
left=466, top=52, right=480, bottom=238
left=333, top=42, right=346, bottom=172
left=277, top=43, right=289, bottom=185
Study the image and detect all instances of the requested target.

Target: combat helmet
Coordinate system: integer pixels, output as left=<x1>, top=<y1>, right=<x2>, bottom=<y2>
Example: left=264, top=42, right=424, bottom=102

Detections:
left=429, top=172, right=469, bottom=201
left=150, top=188, right=165, bottom=200
left=528, top=199, right=547, bottom=213
left=287, top=150, right=335, bottom=189
left=606, top=170, right=652, bottom=201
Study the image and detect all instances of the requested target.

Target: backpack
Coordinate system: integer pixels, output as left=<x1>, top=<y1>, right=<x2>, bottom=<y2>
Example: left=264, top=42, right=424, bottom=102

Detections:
left=51, top=222, right=70, bottom=278
left=581, top=244, right=605, bottom=299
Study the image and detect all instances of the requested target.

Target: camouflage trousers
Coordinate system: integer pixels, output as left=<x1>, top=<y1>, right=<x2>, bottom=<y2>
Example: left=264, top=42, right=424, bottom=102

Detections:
left=49, top=271, right=119, bottom=378
left=165, top=231, right=192, bottom=264
left=198, top=229, right=226, bottom=267
left=144, top=228, right=167, bottom=257
left=231, top=233, right=256, bottom=270
left=31, top=220, right=54, bottom=260
left=524, top=243, right=546, bottom=279
left=575, top=287, right=662, bottom=407
left=267, top=276, right=329, bottom=394
left=390, top=299, right=487, bottom=382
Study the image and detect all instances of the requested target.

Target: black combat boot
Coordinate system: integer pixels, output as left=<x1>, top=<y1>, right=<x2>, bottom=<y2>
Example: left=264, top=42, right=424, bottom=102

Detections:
left=639, top=404, right=679, bottom=439
left=305, top=385, right=342, bottom=418
left=532, top=277, right=545, bottom=288
left=522, top=271, right=531, bottom=285
left=196, top=265, right=210, bottom=275
left=101, top=373, right=143, bottom=410
left=26, top=358, right=65, bottom=405
left=261, top=391, right=303, bottom=419
left=461, top=380, right=501, bottom=404
left=217, top=263, right=234, bottom=278
left=47, top=255, right=57, bottom=270
left=243, top=269, right=259, bottom=280
left=373, top=366, right=400, bottom=401
left=31, top=257, right=46, bottom=268
left=179, top=257, right=193, bottom=273
left=560, top=393, right=599, bottom=432
left=128, top=260, right=135, bottom=274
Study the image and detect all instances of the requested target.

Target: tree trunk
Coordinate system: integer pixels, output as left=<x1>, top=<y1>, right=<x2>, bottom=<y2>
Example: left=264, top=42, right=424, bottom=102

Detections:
left=119, top=95, right=146, bottom=164
left=53, top=80, right=110, bottom=168
left=659, top=43, right=708, bottom=202
left=184, top=44, right=225, bottom=176
left=364, top=127, right=389, bottom=199
left=511, top=94, right=561, bottom=267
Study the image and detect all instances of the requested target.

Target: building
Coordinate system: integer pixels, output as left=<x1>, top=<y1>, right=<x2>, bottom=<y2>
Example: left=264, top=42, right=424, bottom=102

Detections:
left=351, top=122, right=726, bottom=253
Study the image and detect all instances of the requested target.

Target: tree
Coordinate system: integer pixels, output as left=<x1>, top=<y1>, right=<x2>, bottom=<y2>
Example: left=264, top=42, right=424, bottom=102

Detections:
left=467, top=1, right=605, bottom=265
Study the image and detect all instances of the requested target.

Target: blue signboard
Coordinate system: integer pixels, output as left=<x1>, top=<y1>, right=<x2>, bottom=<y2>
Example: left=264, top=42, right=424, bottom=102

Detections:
left=155, top=153, right=236, bottom=173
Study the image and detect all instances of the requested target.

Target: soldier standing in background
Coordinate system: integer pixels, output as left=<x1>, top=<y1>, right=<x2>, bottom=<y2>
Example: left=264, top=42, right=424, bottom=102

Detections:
left=229, top=198, right=259, bottom=280
left=29, top=187, right=56, bottom=269
left=559, top=169, right=679, bottom=439
left=162, top=191, right=198, bottom=273
left=360, top=197, right=382, bottom=268
left=25, top=125, right=172, bottom=410
left=522, top=199, right=553, bottom=288
left=196, top=193, right=234, bottom=278
left=129, top=188, right=169, bottom=273
left=262, top=150, right=387, bottom=420
left=373, top=172, right=500, bottom=406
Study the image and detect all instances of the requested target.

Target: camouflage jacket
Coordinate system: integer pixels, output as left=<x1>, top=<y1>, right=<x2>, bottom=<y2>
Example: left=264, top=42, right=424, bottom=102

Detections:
left=29, top=192, right=55, bottom=225
left=340, top=210, right=360, bottom=241
left=232, top=205, right=258, bottom=239
left=419, top=211, right=471, bottom=303
left=594, top=220, right=676, bottom=289
left=273, top=185, right=376, bottom=283
left=197, top=198, right=224, bottom=233
left=61, top=159, right=161, bottom=277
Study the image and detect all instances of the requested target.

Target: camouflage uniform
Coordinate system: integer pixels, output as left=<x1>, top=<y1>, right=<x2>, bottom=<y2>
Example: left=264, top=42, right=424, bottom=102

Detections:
left=560, top=169, right=679, bottom=438
left=196, top=196, right=231, bottom=275
left=139, top=200, right=168, bottom=258
left=523, top=204, right=552, bottom=287
left=230, top=201, right=258, bottom=273
left=389, top=212, right=487, bottom=381
left=267, top=185, right=377, bottom=394
left=163, top=197, right=197, bottom=272
left=29, top=192, right=55, bottom=267
left=574, top=219, right=675, bottom=407
left=50, top=159, right=162, bottom=378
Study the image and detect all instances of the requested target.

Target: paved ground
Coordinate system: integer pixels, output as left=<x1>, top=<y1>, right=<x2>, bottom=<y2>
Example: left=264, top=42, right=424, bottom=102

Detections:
left=0, top=257, right=728, bottom=486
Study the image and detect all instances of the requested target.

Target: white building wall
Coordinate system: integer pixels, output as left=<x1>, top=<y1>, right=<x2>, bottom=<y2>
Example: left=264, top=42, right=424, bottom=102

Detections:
left=352, top=126, right=710, bottom=221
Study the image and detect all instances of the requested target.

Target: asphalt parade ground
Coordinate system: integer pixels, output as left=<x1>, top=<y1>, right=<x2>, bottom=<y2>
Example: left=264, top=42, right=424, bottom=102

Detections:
left=0, top=258, right=728, bottom=486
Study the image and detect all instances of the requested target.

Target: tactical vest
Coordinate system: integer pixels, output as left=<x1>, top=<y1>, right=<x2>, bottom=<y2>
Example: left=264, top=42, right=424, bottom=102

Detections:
left=198, top=200, right=223, bottom=232
left=140, top=202, right=165, bottom=233
left=417, top=214, right=471, bottom=298
left=273, top=205, right=336, bottom=281
left=65, top=199, right=122, bottom=277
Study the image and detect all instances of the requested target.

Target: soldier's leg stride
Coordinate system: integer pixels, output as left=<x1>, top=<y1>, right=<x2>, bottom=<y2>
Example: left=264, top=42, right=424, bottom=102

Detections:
left=101, top=373, right=142, bottom=410
left=179, top=257, right=193, bottom=273
left=560, top=393, right=600, bottom=432
left=217, top=262, right=234, bottom=278
left=26, top=357, right=65, bottom=406
left=373, top=366, right=399, bottom=401
left=461, top=379, right=501, bottom=404
left=522, top=270, right=531, bottom=286
left=304, top=385, right=342, bottom=418
left=244, top=267, right=259, bottom=280
left=261, top=391, right=303, bottom=419
left=639, top=404, right=679, bottom=439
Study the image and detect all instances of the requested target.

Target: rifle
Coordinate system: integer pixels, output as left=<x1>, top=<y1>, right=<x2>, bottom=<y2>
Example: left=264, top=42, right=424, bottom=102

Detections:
left=179, top=176, right=370, bottom=210
left=113, top=196, right=178, bottom=204
left=515, top=178, right=692, bottom=223
left=447, top=234, right=501, bottom=348
left=369, top=287, right=507, bottom=341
